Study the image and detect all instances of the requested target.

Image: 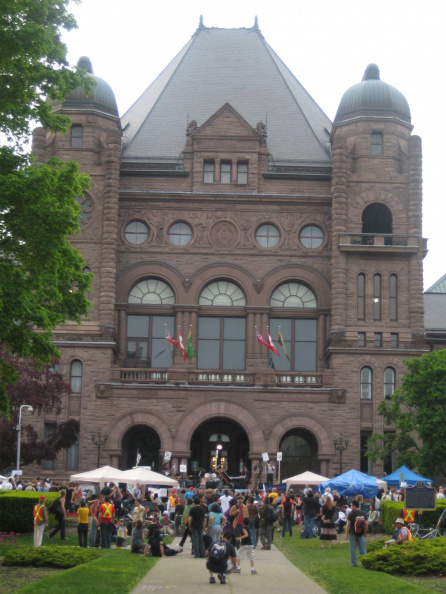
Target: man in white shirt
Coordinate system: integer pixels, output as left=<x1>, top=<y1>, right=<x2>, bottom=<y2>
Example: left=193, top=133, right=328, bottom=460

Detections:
left=2, top=479, right=13, bottom=490
left=219, top=490, right=232, bottom=514
left=436, top=487, right=445, bottom=500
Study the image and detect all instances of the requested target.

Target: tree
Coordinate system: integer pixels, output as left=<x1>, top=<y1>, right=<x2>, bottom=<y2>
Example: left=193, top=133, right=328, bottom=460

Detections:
left=368, top=350, right=446, bottom=479
left=0, top=346, right=79, bottom=473
left=0, top=0, right=94, bottom=417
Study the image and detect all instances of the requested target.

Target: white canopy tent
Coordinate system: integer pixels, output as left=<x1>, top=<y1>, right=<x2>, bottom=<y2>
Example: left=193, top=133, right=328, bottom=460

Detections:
left=119, top=467, right=178, bottom=487
left=70, top=465, right=128, bottom=488
left=284, top=471, right=330, bottom=490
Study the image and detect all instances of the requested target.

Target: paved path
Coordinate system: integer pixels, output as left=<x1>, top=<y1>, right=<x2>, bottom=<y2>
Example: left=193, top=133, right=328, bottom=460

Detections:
left=131, top=536, right=327, bottom=593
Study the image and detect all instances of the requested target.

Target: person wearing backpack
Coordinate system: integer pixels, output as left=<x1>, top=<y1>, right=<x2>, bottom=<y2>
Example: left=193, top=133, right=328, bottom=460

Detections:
left=33, top=496, right=48, bottom=547
left=48, top=489, right=68, bottom=541
left=205, top=530, right=238, bottom=585
left=345, top=500, right=368, bottom=567
left=259, top=496, right=276, bottom=550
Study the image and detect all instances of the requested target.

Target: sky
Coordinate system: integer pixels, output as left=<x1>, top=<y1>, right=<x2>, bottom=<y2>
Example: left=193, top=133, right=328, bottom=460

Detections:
left=62, top=0, right=445, bottom=290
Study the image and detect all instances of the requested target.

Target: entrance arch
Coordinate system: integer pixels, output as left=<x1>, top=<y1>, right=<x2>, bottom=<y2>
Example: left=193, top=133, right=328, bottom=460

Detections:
left=122, top=424, right=161, bottom=471
left=280, top=429, right=319, bottom=477
left=190, top=417, right=249, bottom=477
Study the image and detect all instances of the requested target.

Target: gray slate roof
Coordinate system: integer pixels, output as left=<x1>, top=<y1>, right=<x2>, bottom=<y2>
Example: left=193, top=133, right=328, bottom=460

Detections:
left=121, top=26, right=332, bottom=166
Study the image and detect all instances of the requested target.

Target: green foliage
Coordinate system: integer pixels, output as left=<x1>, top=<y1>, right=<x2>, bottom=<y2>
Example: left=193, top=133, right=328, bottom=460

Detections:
left=362, top=539, right=446, bottom=575
left=0, top=0, right=94, bottom=146
left=368, top=350, right=446, bottom=479
left=0, top=0, right=94, bottom=418
left=3, top=545, right=100, bottom=568
left=380, top=501, right=405, bottom=534
left=0, top=491, right=60, bottom=533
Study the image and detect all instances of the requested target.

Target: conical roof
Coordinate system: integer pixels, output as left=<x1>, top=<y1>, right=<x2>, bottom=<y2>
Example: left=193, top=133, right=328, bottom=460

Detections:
left=121, top=25, right=332, bottom=166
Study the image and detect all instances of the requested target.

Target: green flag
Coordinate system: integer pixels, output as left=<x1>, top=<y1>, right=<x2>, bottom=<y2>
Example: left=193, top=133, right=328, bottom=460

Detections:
left=277, top=331, right=290, bottom=361
left=185, top=330, right=193, bottom=360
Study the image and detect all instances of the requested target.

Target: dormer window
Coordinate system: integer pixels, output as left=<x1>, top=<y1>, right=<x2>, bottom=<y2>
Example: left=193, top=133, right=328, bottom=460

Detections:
left=220, top=161, right=232, bottom=183
left=371, top=132, right=383, bottom=155
left=237, top=162, right=248, bottom=184
left=203, top=161, right=215, bottom=183
left=71, top=124, right=83, bottom=148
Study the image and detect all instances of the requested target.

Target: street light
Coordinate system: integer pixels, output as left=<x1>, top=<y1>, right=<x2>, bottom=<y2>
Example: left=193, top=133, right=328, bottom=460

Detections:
left=333, top=433, right=349, bottom=474
left=91, top=429, right=108, bottom=468
left=216, top=434, right=223, bottom=469
left=16, top=404, right=34, bottom=471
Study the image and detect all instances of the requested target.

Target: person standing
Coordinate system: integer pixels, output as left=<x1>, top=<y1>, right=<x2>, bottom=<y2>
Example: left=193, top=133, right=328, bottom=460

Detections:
left=229, top=495, right=249, bottom=547
left=266, top=463, right=275, bottom=486
left=319, top=495, right=337, bottom=549
left=259, top=496, right=275, bottom=550
left=281, top=494, right=295, bottom=537
left=88, top=494, right=102, bottom=547
left=247, top=496, right=259, bottom=548
left=188, top=496, right=206, bottom=558
left=301, top=489, right=319, bottom=539
left=77, top=498, right=89, bottom=548
left=345, top=500, right=368, bottom=566
left=253, top=460, right=263, bottom=490
left=33, top=496, right=48, bottom=547
left=98, top=496, right=115, bottom=549
left=49, top=489, right=68, bottom=541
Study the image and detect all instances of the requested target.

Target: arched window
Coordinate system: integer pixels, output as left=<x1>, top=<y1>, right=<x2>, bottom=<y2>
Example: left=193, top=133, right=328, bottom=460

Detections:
left=128, top=279, right=175, bottom=305
left=280, top=430, right=319, bottom=476
left=198, top=281, right=246, bottom=370
left=357, top=274, right=365, bottom=320
left=270, top=283, right=317, bottom=372
left=270, top=282, right=316, bottom=308
left=383, top=367, right=395, bottom=399
left=360, top=367, right=372, bottom=400
left=199, top=281, right=246, bottom=306
left=390, top=274, right=398, bottom=320
left=70, top=360, right=83, bottom=393
left=362, top=203, right=392, bottom=245
left=373, top=274, right=381, bottom=320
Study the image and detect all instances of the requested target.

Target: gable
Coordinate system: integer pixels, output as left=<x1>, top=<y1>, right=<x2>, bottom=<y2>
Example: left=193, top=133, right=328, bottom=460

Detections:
left=194, top=103, right=260, bottom=139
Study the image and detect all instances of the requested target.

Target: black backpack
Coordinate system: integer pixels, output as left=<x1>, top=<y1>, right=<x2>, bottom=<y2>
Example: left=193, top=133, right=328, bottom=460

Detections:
left=48, top=497, right=61, bottom=514
left=266, top=505, right=278, bottom=523
left=210, top=541, right=226, bottom=561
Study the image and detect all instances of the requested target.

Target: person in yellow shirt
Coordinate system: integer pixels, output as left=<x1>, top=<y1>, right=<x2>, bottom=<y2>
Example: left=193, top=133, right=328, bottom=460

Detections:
left=77, top=498, right=89, bottom=547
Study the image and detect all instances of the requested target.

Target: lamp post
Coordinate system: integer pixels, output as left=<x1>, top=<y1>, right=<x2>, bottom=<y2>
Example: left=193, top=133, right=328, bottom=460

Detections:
left=333, top=433, right=349, bottom=474
left=16, top=404, right=34, bottom=471
left=91, top=429, right=108, bottom=468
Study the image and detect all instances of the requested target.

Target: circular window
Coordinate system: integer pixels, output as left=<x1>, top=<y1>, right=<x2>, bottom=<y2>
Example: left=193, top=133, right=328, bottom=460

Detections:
left=168, top=222, right=192, bottom=246
left=256, top=224, right=280, bottom=248
left=125, top=221, right=149, bottom=245
left=299, top=225, right=323, bottom=249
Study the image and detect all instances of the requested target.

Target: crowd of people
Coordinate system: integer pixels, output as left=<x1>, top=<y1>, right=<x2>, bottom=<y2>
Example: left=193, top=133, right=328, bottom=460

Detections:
left=2, top=474, right=440, bottom=581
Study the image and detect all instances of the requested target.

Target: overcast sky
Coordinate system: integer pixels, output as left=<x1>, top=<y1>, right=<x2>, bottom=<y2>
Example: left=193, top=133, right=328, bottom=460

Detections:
left=63, top=0, right=445, bottom=290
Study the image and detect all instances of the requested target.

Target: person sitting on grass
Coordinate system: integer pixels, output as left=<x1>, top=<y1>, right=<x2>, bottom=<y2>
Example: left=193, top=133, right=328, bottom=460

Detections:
left=131, top=519, right=146, bottom=554
left=206, top=530, right=238, bottom=585
left=144, top=528, right=183, bottom=557
left=384, top=518, right=414, bottom=546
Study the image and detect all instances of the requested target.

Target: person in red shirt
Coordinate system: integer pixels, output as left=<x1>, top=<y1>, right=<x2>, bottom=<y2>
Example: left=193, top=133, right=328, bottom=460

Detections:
left=98, top=496, right=115, bottom=548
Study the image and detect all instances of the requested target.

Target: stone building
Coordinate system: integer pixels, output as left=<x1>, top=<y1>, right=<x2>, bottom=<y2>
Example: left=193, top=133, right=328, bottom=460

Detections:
left=30, top=21, right=428, bottom=481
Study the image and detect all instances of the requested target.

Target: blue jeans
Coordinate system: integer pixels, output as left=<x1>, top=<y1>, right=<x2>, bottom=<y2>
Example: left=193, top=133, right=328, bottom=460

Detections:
left=100, top=523, right=112, bottom=548
left=282, top=516, right=292, bottom=536
left=349, top=534, right=367, bottom=566
left=302, top=515, right=315, bottom=539
left=234, top=523, right=244, bottom=548
left=191, top=529, right=206, bottom=558
left=89, top=518, right=97, bottom=547
left=249, top=517, right=258, bottom=548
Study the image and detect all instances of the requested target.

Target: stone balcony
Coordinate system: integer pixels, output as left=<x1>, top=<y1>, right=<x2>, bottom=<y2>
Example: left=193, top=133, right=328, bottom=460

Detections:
left=338, top=232, right=425, bottom=254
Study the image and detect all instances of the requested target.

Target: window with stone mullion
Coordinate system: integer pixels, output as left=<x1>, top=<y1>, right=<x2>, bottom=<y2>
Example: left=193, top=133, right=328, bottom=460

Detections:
left=126, top=314, right=175, bottom=368
left=197, top=316, right=245, bottom=370
left=269, top=318, right=317, bottom=372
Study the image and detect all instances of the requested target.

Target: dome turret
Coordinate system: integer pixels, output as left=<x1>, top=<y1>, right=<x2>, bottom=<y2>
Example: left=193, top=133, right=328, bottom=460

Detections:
left=334, top=64, right=411, bottom=125
left=52, top=57, right=119, bottom=118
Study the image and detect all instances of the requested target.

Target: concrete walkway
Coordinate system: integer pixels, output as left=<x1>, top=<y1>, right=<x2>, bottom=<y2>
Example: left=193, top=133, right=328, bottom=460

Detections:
left=131, top=536, right=327, bottom=593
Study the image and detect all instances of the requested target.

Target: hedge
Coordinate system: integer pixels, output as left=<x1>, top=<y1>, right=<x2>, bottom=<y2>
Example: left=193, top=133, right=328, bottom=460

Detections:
left=380, top=500, right=446, bottom=534
left=3, top=545, right=100, bottom=568
left=362, top=538, right=446, bottom=575
left=0, top=491, right=60, bottom=533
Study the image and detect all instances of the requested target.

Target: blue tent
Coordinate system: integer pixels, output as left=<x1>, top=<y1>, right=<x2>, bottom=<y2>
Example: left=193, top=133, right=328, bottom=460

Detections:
left=380, top=465, right=433, bottom=487
left=319, top=469, right=379, bottom=498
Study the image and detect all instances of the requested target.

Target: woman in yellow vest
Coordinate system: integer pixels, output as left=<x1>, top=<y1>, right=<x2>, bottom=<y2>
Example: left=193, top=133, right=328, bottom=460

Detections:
left=33, top=496, right=48, bottom=547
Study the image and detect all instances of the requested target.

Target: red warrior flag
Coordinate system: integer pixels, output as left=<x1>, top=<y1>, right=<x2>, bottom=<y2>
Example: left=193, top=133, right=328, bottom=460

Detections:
left=166, top=330, right=180, bottom=351
left=178, top=332, right=188, bottom=361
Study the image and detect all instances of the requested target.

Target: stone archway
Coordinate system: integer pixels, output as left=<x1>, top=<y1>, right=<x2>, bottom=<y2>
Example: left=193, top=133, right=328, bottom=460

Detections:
left=122, top=424, right=161, bottom=470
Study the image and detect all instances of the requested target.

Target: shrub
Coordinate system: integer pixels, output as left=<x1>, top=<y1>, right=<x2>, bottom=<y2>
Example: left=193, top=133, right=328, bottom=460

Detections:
left=0, top=492, right=60, bottom=533
left=380, top=500, right=446, bottom=534
left=362, top=538, right=446, bottom=575
left=3, top=545, right=100, bottom=568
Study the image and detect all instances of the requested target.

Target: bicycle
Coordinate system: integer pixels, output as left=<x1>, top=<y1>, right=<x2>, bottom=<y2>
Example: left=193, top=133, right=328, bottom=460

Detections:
left=409, top=523, right=440, bottom=539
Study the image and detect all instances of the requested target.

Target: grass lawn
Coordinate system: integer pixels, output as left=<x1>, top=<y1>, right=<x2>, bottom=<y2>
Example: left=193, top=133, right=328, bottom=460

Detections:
left=0, top=531, right=158, bottom=593
left=274, top=533, right=441, bottom=594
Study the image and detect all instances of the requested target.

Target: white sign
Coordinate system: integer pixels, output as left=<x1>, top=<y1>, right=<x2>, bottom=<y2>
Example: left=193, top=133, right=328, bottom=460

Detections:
left=276, top=452, right=283, bottom=462
left=164, top=451, right=172, bottom=460
left=180, top=464, right=187, bottom=473
left=11, top=470, right=23, bottom=476
left=262, top=452, right=269, bottom=462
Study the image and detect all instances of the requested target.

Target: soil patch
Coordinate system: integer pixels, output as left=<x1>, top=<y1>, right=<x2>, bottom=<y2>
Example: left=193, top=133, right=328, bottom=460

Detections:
left=0, top=565, right=64, bottom=592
